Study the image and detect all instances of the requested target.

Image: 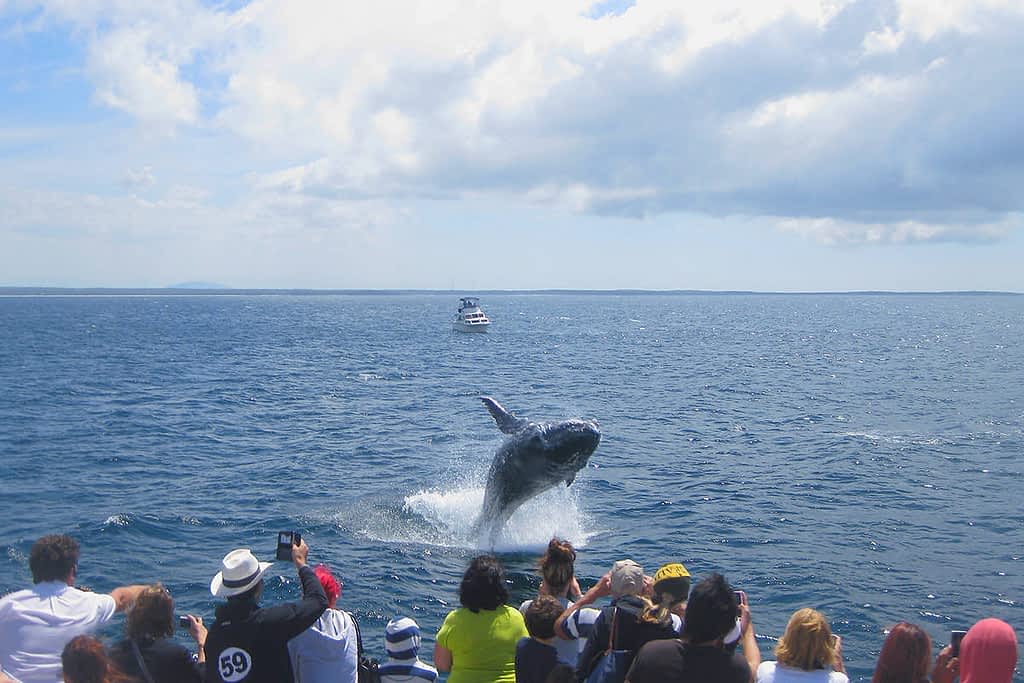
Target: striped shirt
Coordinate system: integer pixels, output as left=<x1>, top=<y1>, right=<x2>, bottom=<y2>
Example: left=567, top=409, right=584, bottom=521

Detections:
left=560, top=603, right=683, bottom=641
left=379, top=659, right=439, bottom=683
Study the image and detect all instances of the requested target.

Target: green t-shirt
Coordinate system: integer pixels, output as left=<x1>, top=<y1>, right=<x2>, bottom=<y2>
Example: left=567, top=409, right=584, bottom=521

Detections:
left=436, top=605, right=528, bottom=683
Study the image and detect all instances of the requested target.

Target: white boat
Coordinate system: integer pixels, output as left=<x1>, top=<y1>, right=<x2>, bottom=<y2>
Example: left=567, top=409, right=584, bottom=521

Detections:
left=453, top=297, right=491, bottom=332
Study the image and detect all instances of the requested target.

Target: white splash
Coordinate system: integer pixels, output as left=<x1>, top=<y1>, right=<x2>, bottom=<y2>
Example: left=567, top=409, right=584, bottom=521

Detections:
left=103, top=514, right=132, bottom=527
left=355, top=483, right=597, bottom=553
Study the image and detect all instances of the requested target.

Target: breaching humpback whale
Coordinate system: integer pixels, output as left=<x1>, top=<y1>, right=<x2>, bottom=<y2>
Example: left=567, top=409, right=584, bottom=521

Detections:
left=472, top=396, right=601, bottom=542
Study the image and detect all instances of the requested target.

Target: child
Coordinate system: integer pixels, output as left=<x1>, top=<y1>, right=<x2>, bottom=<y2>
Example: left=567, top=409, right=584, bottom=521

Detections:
left=516, top=596, right=564, bottom=683
left=378, top=617, right=438, bottom=683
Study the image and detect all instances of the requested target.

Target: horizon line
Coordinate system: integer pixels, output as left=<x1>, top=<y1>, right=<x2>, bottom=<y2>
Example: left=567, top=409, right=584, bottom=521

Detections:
left=0, top=286, right=1021, bottom=296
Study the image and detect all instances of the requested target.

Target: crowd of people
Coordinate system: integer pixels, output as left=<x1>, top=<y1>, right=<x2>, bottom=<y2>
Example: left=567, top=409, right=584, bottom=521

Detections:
left=0, top=534, right=1018, bottom=683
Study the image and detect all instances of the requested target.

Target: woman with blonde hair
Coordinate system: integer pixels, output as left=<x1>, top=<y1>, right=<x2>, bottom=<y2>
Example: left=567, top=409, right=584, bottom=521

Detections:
left=639, top=563, right=690, bottom=631
left=756, top=608, right=847, bottom=683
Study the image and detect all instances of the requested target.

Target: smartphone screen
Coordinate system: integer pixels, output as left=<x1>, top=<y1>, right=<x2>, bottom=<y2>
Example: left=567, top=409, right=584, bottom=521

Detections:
left=950, top=630, right=967, bottom=657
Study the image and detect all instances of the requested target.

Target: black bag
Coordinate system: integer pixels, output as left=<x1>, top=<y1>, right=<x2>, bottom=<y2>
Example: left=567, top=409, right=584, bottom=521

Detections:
left=351, top=612, right=381, bottom=683
left=583, top=608, right=630, bottom=683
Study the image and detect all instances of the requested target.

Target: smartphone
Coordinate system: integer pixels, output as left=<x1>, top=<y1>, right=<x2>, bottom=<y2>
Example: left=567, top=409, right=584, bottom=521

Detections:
left=275, top=531, right=301, bottom=561
left=179, top=615, right=190, bottom=628
left=734, top=590, right=746, bottom=605
left=950, top=630, right=967, bottom=657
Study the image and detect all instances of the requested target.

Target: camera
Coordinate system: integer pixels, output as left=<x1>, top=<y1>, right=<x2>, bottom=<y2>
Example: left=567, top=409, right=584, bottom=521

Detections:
left=950, top=630, right=967, bottom=657
left=734, top=590, right=746, bottom=605
left=275, top=531, right=301, bottom=561
left=179, top=615, right=190, bottom=628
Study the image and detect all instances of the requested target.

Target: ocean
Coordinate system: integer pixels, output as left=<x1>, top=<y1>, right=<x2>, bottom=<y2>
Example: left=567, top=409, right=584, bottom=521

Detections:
left=1, top=292, right=1021, bottom=681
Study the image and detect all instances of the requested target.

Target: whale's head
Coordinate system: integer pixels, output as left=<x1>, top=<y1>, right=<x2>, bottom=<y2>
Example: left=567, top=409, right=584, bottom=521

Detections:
left=526, top=418, right=601, bottom=476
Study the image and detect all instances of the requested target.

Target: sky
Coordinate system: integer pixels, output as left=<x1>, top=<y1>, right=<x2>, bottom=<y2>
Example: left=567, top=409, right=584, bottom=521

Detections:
left=1, top=0, right=1023, bottom=291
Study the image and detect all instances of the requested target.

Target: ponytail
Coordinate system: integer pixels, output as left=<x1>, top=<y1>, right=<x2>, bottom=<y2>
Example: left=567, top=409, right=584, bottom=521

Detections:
left=640, top=594, right=673, bottom=626
left=539, top=538, right=576, bottom=595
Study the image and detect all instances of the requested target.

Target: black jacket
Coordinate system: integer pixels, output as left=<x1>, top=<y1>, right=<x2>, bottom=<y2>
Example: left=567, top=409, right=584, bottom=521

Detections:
left=204, top=565, right=328, bottom=683
left=110, top=637, right=203, bottom=683
left=576, top=597, right=677, bottom=682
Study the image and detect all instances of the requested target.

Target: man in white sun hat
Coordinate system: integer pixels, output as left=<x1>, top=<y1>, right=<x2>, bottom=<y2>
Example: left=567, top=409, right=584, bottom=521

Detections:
left=204, top=536, right=327, bottom=683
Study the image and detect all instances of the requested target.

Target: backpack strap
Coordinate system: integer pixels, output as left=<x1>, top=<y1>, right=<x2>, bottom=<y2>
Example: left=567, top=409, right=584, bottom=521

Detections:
left=129, top=639, right=157, bottom=683
left=350, top=611, right=364, bottom=657
left=605, top=607, right=618, bottom=654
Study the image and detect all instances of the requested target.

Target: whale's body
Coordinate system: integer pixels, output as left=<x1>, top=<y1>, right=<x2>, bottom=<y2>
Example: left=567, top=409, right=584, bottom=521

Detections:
left=473, top=397, right=601, bottom=542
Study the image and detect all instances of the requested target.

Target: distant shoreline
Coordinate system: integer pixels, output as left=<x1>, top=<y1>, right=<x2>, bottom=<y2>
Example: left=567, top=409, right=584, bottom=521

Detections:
left=0, top=287, right=1020, bottom=297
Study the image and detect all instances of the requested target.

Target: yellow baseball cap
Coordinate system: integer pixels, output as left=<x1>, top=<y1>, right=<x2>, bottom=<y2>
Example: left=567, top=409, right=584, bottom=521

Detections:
left=653, top=563, right=691, bottom=602
left=654, top=563, right=690, bottom=582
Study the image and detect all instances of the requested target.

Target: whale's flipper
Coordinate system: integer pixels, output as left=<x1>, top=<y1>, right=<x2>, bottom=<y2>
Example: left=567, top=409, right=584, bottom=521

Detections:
left=480, top=396, right=529, bottom=434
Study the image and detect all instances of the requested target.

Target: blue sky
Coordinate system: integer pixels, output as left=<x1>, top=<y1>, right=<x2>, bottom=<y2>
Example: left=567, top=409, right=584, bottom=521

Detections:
left=1, top=0, right=1022, bottom=291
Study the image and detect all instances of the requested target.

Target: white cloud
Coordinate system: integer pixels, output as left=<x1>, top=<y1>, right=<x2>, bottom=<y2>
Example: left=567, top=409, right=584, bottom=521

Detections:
left=778, top=216, right=1019, bottom=245
left=7, top=0, right=1024, bottom=249
left=895, top=0, right=1024, bottom=40
left=123, top=165, right=156, bottom=190
left=88, top=27, right=198, bottom=127
left=861, top=26, right=905, bottom=55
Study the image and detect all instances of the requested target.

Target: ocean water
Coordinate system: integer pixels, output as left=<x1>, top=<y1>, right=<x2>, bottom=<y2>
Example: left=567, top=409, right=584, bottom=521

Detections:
left=0, top=293, right=1021, bottom=681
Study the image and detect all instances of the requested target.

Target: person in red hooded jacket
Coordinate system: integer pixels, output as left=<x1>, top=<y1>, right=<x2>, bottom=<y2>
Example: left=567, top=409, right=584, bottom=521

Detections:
left=931, top=617, right=1017, bottom=683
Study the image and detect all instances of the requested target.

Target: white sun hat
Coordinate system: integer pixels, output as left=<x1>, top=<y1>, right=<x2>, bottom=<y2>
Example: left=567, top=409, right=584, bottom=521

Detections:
left=210, top=548, right=273, bottom=598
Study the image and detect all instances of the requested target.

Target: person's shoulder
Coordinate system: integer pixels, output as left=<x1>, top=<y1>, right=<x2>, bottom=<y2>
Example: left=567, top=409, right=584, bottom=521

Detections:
left=828, top=672, right=849, bottom=683
left=443, top=606, right=472, bottom=623
left=437, top=607, right=465, bottom=635
left=637, top=638, right=683, bottom=656
left=330, top=607, right=356, bottom=630
left=503, top=604, right=525, bottom=619
left=59, top=586, right=116, bottom=616
left=755, top=660, right=776, bottom=681
left=0, top=586, right=36, bottom=606
left=150, top=636, right=190, bottom=654
left=380, top=660, right=440, bottom=681
left=632, top=638, right=684, bottom=669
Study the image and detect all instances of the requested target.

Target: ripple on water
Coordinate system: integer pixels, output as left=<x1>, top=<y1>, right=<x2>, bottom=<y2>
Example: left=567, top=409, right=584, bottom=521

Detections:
left=1, top=293, right=1022, bottom=681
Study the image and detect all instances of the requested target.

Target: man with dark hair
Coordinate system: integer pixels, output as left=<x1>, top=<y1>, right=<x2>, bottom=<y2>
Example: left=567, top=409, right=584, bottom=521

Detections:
left=0, top=534, right=147, bottom=683
left=203, top=537, right=327, bottom=683
left=625, top=573, right=760, bottom=683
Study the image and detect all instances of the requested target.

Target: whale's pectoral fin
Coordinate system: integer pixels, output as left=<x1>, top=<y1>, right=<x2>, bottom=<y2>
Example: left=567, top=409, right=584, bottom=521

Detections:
left=480, top=396, right=529, bottom=434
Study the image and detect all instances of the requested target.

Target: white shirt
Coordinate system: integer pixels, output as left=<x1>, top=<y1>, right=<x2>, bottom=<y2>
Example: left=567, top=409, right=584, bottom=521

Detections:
left=0, top=582, right=117, bottom=683
left=756, top=661, right=849, bottom=683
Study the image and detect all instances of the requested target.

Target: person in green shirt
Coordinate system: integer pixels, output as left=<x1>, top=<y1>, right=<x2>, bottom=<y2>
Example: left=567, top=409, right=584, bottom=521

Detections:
left=435, top=555, right=528, bottom=683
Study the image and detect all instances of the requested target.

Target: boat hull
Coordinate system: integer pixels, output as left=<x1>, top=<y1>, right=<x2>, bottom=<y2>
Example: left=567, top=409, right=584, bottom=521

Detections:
left=453, top=322, right=490, bottom=333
